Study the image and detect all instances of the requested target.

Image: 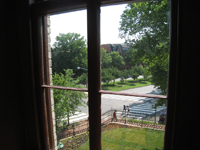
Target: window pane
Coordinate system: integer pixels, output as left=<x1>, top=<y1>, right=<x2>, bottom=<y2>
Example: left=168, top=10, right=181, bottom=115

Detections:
left=100, top=1, right=170, bottom=97
left=49, top=10, right=89, bottom=149
left=50, top=10, right=88, bottom=89
left=51, top=88, right=89, bottom=149
left=100, top=0, right=169, bottom=149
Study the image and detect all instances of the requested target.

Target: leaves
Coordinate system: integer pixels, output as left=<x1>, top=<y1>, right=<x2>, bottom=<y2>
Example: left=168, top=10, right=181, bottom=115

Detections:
left=101, top=68, right=115, bottom=85
left=101, top=48, right=112, bottom=69
left=52, top=33, right=87, bottom=77
left=129, top=66, right=139, bottom=81
left=108, top=51, right=125, bottom=69
left=53, top=69, right=86, bottom=132
left=119, top=0, right=170, bottom=98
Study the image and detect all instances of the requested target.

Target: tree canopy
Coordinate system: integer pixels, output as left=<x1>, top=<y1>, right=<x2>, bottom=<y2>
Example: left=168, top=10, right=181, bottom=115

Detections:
left=52, top=33, right=87, bottom=77
left=101, top=48, right=112, bottom=69
left=123, top=48, right=138, bottom=67
left=129, top=66, right=140, bottom=81
left=119, top=0, right=170, bottom=95
left=53, top=69, right=86, bottom=132
left=108, top=51, right=125, bottom=69
left=101, top=68, right=114, bottom=85
left=101, top=48, right=125, bottom=70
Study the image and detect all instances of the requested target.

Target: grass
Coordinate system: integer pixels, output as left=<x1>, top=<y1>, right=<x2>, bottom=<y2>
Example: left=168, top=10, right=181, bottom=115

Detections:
left=101, top=78, right=152, bottom=91
left=77, top=128, right=164, bottom=150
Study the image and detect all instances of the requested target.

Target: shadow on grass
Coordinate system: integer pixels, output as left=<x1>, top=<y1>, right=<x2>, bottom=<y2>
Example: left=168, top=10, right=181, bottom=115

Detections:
left=117, top=83, right=126, bottom=85
left=101, top=84, right=117, bottom=90
left=127, top=80, right=135, bottom=84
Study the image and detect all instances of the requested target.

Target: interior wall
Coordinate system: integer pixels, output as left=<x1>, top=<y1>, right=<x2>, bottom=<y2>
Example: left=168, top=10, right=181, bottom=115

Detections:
left=1, top=1, right=40, bottom=150
left=1, top=1, right=27, bottom=149
left=173, top=0, right=199, bottom=149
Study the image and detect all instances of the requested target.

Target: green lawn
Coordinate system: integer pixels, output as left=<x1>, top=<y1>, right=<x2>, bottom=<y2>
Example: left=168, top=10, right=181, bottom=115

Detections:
left=101, top=78, right=152, bottom=91
left=77, top=128, right=164, bottom=150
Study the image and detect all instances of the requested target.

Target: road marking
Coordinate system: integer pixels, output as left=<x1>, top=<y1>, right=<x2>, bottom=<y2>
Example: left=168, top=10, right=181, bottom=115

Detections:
left=61, top=112, right=88, bottom=123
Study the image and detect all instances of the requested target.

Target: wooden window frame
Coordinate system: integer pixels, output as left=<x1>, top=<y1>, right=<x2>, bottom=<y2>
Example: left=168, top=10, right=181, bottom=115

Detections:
left=32, top=0, right=179, bottom=149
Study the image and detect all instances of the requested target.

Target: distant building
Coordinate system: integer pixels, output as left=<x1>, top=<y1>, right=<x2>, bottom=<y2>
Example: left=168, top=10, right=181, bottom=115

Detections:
left=100, top=43, right=131, bottom=69
left=100, top=43, right=130, bottom=57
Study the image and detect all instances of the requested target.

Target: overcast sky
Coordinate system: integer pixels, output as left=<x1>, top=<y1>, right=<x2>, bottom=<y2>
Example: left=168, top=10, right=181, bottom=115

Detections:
left=50, top=4, right=127, bottom=46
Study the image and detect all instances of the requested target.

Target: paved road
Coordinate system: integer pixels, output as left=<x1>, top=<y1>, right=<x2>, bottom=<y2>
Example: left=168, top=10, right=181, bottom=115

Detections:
left=70, top=85, right=164, bottom=123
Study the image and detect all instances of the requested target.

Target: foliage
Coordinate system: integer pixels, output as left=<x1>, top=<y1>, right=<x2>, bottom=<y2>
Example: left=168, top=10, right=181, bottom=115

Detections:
left=101, top=48, right=125, bottom=69
left=120, top=69, right=129, bottom=82
left=101, top=48, right=112, bottom=69
left=52, top=33, right=87, bottom=77
left=77, top=73, right=87, bottom=87
left=151, top=63, right=168, bottom=94
left=152, top=98, right=167, bottom=109
left=129, top=66, right=139, bottom=81
left=101, top=68, right=115, bottom=85
left=143, top=67, right=151, bottom=79
left=53, top=69, right=86, bottom=132
left=108, top=51, right=125, bottom=69
left=120, top=77, right=125, bottom=84
left=135, top=65, right=144, bottom=75
left=123, top=48, right=138, bottom=67
left=119, top=0, right=170, bottom=96
left=108, top=67, right=121, bottom=84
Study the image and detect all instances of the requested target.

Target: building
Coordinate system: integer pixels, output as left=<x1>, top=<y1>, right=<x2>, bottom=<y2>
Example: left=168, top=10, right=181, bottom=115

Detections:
left=101, top=43, right=131, bottom=69
left=100, top=43, right=130, bottom=57
left=1, top=0, right=199, bottom=149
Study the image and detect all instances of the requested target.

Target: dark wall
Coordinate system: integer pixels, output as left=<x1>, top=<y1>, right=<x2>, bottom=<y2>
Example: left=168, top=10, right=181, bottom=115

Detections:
left=173, top=1, right=199, bottom=149
left=1, top=1, right=26, bottom=149
left=1, top=1, right=40, bottom=150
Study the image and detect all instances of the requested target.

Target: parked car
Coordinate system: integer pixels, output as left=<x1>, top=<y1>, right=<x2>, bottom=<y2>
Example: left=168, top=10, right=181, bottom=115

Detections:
left=159, top=111, right=166, bottom=123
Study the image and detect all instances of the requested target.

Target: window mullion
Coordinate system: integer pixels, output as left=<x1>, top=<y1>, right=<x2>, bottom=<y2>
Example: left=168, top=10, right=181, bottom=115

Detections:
left=87, top=0, right=101, bottom=149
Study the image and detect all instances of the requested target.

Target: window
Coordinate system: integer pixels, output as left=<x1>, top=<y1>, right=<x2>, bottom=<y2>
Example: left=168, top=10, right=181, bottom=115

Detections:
left=32, top=0, right=175, bottom=149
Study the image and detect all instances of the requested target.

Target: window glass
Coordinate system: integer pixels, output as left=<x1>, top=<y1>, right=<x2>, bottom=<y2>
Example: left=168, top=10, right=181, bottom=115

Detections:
left=50, top=10, right=88, bottom=89
left=49, top=10, right=89, bottom=150
left=99, top=1, right=169, bottom=149
left=100, top=1, right=170, bottom=97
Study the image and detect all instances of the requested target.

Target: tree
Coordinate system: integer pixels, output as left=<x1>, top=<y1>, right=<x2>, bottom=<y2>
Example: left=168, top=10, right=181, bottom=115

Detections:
left=77, top=73, right=88, bottom=87
left=135, top=65, right=144, bottom=75
left=101, top=68, right=114, bottom=85
left=129, top=67, right=139, bottom=81
left=120, top=69, right=129, bottom=83
left=53, top=69, right=86, bottom=132
left=52, top=33, right=87, bottom=77
left=143, top=67, right=151, bottom=79
left=119, top=0, right=170, bottom=96
left=108, top=67, right=121, bottom=85
left=101, top=48, right=112, bottom=69
left=108, top=51, right=125, bottom=69
left=123, top=48, right=138, bottom=67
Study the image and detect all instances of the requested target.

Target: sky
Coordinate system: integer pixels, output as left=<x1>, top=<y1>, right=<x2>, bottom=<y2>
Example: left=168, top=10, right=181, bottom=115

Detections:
left=50, top=4, right=127, bottom=46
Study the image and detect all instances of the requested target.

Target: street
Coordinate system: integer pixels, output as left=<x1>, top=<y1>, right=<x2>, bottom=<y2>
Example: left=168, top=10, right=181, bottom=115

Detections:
left=68, top=85, right=165, bottom=123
